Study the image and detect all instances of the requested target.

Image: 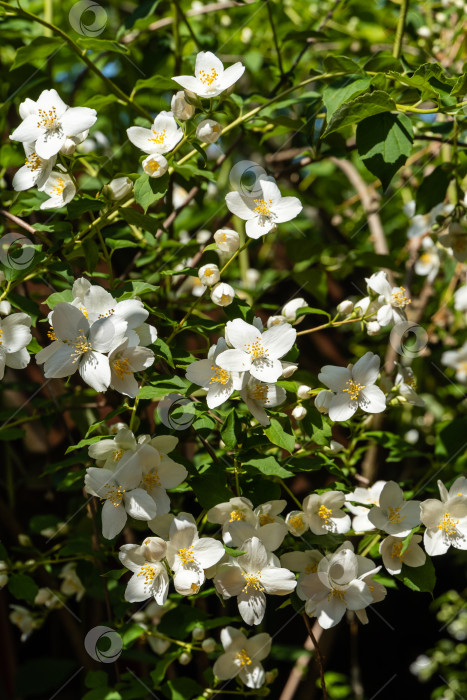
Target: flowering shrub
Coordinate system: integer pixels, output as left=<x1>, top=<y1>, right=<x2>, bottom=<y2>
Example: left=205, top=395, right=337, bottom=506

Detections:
left=1, top=1, right=467, bottom=699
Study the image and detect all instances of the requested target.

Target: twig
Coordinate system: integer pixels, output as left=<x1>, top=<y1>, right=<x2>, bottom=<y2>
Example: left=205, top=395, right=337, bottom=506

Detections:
left=393, top=0, right=410, bottom=59
left=302, top=614, right=327, bottom=700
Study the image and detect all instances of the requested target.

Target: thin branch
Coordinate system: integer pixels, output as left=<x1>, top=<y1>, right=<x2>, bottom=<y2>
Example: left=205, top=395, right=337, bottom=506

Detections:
left=302, top=614, right=327, bottom=700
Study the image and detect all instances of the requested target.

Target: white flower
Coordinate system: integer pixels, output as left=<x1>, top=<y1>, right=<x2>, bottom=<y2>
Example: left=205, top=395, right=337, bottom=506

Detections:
left=0, top=312, right=32, bottom=380
left=142, top=154, right=168, bottom=178
left=105, top=176, right=133, bottom=200
left=60, top=129, right=89, bottom=156
left=138, top=443, right=187, bottom=516
left=318, top=352, right=386, bottom=422
left=127, top=111, right=183, bottom=155
left=281, top=298, right=307, bottom=323
left=186, top=338, right=247, bottom=409
left=198, top=263, right=220, bottom=286
left=10, top=605, right=38, bottom=641
left=12, top=143, right=56, bottom=191
left=225, top=178, right=302, bottom=239
left=454, top=285, right=467, bottom=312
left=10, top=89, right=97, bottom=159
left=171, top=91, right=195, bottom=120
left=297, top=385, right=312, bottom=400
left=84, top=457, right=157, bottom=539
left=59, top=563, right=85, bottom=601
left=414, top=238, right=440, bottom=282
left=173, top=51, right=245, bottom=98
left=420, top=477, right=467, bottom=555
left=314, top=389, right=333, bottom=414
left=404, top=200, right=452, bottom=239
left=367, top=481, right=421, bottom=536
left=441, top=341, right=467, bottom=382
left=214, top=537, right=296, bottom=625
left=211, top=283, right=235, bottom=307
left=365, top=271, right=411, bottom=327
left=292, top=405, right=307, bottom=421
left=165, top=513, right=224, bottom=596
left=439, top=221, right=467, bottom=262
left=240, top=377, right=286, bottom=426
left=196, top=119, right=222, bottom=143
left=286, top=491, right=351, bottom=537
left=379, top=535, right=426, bottom=575
left=298, top=541, right=382, bottom=629
left=280, top=549, right=324, bottom=577
left=214, top=228, right=240, bottom=253
left=366, top=321, right=381, bottom=336
left=210, top=499, right=287, bottom=552
left=394, top=363, right=425, bottom=407
left=88, top=427, right=141, bottom=469
left=217, top=318, right=296, bottom=383
left=39, top=170, right=76, bottom=210
left=119, top=536, right=169, bottom=604
left=35, top=303, right=127, bottom=392
left=70, top=278, right=157, bottom=347
left=213, top=627, right=271, bottom=689
left=207, top=497, right=257, bottom=539
left=108, top=339, right=155, bottom=398
left=345, top=481, right=387, bottom=532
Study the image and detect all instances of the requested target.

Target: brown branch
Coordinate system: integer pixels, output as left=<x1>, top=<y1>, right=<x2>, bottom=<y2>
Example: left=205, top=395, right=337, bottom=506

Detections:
left=302, top=614, right=328, bottom=700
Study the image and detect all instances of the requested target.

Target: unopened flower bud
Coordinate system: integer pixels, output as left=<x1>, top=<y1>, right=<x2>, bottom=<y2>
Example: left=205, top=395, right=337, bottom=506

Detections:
left=329, top=440, right=345, bottom=453
left=282, top=298, right=307, bottom=322
left=171, top=91, right=195, bottom=120
left=199, top=264, right=220, bottom=287
left=337, top=300, right=354, bottom=315
left=196, top=119, right=222, bottom=144
left=192, top=626, right=205, bottom=641
left=214, top=228, right=240, bottom=253
left=0, top=573, right=8, bottom=587
left=18, top=534, right=32, bottom=547
left=281, top=362, right=298, bottom=378
left=0, top=300, right=11, bottom=315
left=367, top=321, right=381, bottom=336
left=267, top=316, right=285, bottom=328
left=314, top=390, right=332, bottom=414
left=105, top=177, right=133, bottom=201
left=143, top=154, right=168, bottom=178
left=292, top=405, right=307, bottom=421
left=60, top=138, right=77, bottom=156
left=179, top=652, right=192, bottom=665
left=245, top=268, right=260, bottom=288
left=202, top=637, right=216, bottom=653
left=297, top=385, right=312, bottom=400
left=211, top=282, right=235, bottom=306
left=196, top=229, right=211, bottom=244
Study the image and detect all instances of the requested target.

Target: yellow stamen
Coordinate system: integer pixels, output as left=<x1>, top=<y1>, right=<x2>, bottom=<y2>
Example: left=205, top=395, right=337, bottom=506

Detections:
left=149, top=128, right=166, bottom=145
left=289, top=514, right=304, bottom=530
left=209, top=365, right=230, bottom=385
left=391, top=287, right=412, bottom=309
left=343, top=379, right=365, bottom=401
left=51, top=177, right=66, bottom=196
left=113, top=357, right=132, bottom=380
left=47, top=325, right=57, bottom=341
left=253, top=198, right=272, bottom=217
left=236, top=649, right=252, bottom=667
left=318, top=504, right=332, bottom=523
left=143, top=470, right=161, bottom=490
left=112, top=449, right=124, bottom=462
left=199, top=67, right=218, bottom=86
left=242, top=571, right=264, bottom=593
left=391, top=542, right=405, bottom=560
left=69, top=331, right=92, bottom=363
left=36, top=107, right=59, bottom=129
left=25, top=152, right=41, bottom=172
left=437, top=512, right=459, bottom=536
left=229, top=510, right=245, bottom=522
left=146, top=159, right=160, bottom=174
left=388, top=506, right=405, bottom=524
left=137, top=563, right=157, bottom=584
left=328, top=588, right=345, bottom=602
left=244, top=339, right=267, bottom=360
left=259, top=513, right=274, bottom=526
left=250, top=383, right=269, bottom=402
left=179, top=546, right=196, bottom=564
left=103, top=483, right=126, bottom=507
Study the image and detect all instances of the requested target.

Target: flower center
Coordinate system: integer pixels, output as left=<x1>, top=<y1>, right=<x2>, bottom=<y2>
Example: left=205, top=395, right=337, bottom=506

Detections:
left=391, top=542, right=405, bottom=560
left=391, top=287, right=412, bottom=309
left=253, top=198, right=272, bottom=218
left=388, top=506, right=405, bottom=524
left=259, top=513, right=274, bottom=525
left=328, top=588, right=345, bottom=602
left=69, top=331, right=92, bottom=363
left=304, top=564, right=318, bottom=574
left=79, top=306, right=90, bottom=319
left=199, top=67, right=218, bottom=86
left=419, top=252, right=433, bottom=265
left=137, top=563, right=157, bottom=584
left=146, top=158, right=160, bottom=174
left=250, top=383, right=269, bottom=402
left=143, top=470, right=161, bottom=490
left=204, top=267, right=215, bottom=277
left=37, top=107, right=59, bottom=129
left=47, top=325, right=57, bottom=341
left=103, top=483, right=126, bottom=507
left=149, top=128, right=166, bottom=145
left=318, top=505, right=332, bottom=523
left=51, top=177, right=66, bottom=196
left=343, top=379, right=365, bottom=401
left=288, top=514, right=304, bottom=530
left=0, top=329, right=2, bottom=345
left=112, top=357, right=132, bottom=380
left=437, top=512, right=459, bottom=536
left=25, top=152, right=42, bottom=171
left=244, top=339, right=267, bottom=360
left=220, top=294, right=231, bottom=305
left=209, top=365, right=230, bottom=385
left=242, top=571, right=264, bottom=593
left=112, top=449, right=124, bottom=462
left=229, top=510, right=245, bottom=522
left=236, top=649, right=252, bottom=667
left=179, top=546, right=196, bottom=564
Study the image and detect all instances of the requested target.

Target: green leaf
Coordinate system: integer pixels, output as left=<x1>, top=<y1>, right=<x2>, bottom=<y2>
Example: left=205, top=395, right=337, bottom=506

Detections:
left=134, top=173, right=169, bottom=213
left=190, top=468, right=233, bottom=509
left=106, top=238, right=140, bottom=251
left=323, top=91, right=396, bottom=136
left=451, top=73, right=467, bottom=97
left=364, top=52, right=402, bottom=72
left=11, top=37, right=64, bottom=70
left=66, top=196, right=104, bottom=219
left=134, top=74, right=180, bottom=94
left=395, top=556, right=436, bottom=594
left=223, top=545, right=246, bottom=557
left=264, top=418, right=295, bottom=454
left=65, top=436, right=106, bottom=453
left=322, top=76, right=371, bottom=119
left=0, top=428, right=25, bottom=441
left=221, top=409, right=242, bottom=450
left=45, top=289, right=74, bottom=309
left=323, top=55, right=364, bottom=74
left=415, top=165, right=452, bottom=215
left=83, top=94, right=120, bottom=110
left=119, top=207, right=161, bottom=234
left=77, top=37, right=129, bottom=54
left=243, top=456, right=294, bottom=478
left=85, top=671, right=108, bottom=689
left=8, top=574, right=39, bottom=604
left=82, top=238, right=100, bottom=272
left=162, top=679, right=204, bottom=700
left=151, top=651, right=181, bottom=688
left=356, top=112, right=413, bottom=189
